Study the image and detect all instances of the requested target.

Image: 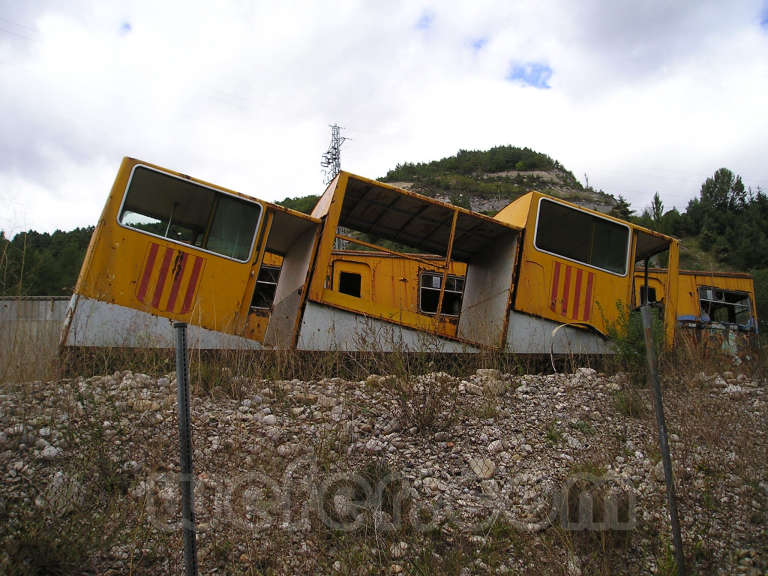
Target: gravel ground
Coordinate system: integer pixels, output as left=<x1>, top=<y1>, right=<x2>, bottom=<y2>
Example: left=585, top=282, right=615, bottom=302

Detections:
left=0, top=365, right=766, bottom=575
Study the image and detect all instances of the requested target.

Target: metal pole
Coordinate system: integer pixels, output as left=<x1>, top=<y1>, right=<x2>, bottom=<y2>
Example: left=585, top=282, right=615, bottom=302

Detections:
left=174, top=322, right=198, bottom=576
left=640, top=306, right=685, bottom=575
left=643, top=258, right=649, bottom=306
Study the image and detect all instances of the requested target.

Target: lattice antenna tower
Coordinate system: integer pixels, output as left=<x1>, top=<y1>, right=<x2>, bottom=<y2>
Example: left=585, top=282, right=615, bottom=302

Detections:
left=321, top=123, right=347, bottom=185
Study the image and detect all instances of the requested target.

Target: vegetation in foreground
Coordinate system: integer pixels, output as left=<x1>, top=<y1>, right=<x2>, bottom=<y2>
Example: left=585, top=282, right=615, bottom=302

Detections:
left=0, top=324, right=766, bottom=575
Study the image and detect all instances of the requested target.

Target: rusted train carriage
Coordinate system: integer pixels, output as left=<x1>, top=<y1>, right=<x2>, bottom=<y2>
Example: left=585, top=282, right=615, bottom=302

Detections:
left=61, top=158, right=320, bottom=349
left=62, top=157, right=684, bottom=354
left=633, top=268, right=758, bottom=352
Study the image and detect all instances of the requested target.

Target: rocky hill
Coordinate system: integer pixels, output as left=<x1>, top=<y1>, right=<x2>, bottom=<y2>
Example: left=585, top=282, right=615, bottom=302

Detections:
left=378, top=146, right=618, bottom=215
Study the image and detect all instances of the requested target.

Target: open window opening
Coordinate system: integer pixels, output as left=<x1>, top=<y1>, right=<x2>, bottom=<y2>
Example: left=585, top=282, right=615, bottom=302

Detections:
left=420, top=272, right=464, bottom=316
left=313, top=174, right=520, bottom=347
left=250, top=265, right=281, bottom=309
left=698, top=286, right=753, bottom=329
left=639, top=285, right=657, bottom=304
left=535, top=198, right=630, bottom=275
left=119, top=165, right=262, bottom=261
left=338, top=271, right=362, bottom=297
left=633, top=227, right=675, bottom=306
left=331, top=175, right=518, bottom=294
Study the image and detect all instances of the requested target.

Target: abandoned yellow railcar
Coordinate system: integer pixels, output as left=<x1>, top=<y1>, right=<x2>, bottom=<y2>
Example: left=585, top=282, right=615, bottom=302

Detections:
left=493, top=192, right=679, bottom=350
left=634, top=268, right=757, bottom=333
left=62, top=157, right=320, bottom=349
left=64, top=158, right=685, bottom=354
left=299, top=172, right=522, bottom=352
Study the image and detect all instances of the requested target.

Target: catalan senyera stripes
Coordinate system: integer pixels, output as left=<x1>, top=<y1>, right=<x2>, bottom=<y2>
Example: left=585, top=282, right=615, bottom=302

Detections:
left=550, top=261, right=594, bottom=322
left=136, top=242, right=205, bottom=315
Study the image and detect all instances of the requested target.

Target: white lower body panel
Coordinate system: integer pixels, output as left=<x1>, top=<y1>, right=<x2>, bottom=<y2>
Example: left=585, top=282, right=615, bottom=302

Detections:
left=297, top=301, right=480, bottom=353
left=505, top=310, right=612, bottom=354
left=63, top=295, right=263, bottom=349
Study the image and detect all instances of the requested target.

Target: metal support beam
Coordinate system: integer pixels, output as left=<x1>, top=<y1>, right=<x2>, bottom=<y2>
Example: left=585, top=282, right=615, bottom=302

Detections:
left=640, top=306, right=685, bottom=576
left=174, top=322, right=198, bottom=576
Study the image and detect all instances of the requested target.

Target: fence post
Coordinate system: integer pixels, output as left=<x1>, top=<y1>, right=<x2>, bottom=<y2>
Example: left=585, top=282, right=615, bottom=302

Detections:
left=174, top=322, right=198, bottom=576
left=640, top=306, right=685, bottom=575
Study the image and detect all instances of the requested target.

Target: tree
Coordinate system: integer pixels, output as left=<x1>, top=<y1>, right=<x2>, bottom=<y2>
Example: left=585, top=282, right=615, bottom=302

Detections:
left=651, top=192, right=664, bottom=225
left=610, top=195, right=634, bottom=220
left=700, top=168, right=746, bottom=212
left=276, top=195, right=320, bottom=214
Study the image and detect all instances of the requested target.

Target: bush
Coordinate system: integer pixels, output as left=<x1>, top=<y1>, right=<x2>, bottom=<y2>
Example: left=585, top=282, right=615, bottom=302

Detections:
left=606, top=301, right=664, bottom=387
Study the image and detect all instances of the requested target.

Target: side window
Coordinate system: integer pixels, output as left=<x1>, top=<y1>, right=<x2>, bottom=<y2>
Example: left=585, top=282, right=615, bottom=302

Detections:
left=639, top=285, right=657, bottom=304
left=338, top=271, right=362, bottom=298
left=535, top=198, right=629, bottom=275
left=119, top=165, right=262, bottom=262
left=698, top=286, right=752, bottom=327
left=250, top=265, right=281, bottom=309
left=332, top=260, right=371, bottom=299
left=420, top=272, right=464, bottom=316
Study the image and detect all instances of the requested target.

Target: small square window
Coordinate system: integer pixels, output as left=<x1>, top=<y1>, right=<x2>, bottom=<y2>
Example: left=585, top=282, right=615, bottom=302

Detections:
left=339, top=271, right=362, bottom=298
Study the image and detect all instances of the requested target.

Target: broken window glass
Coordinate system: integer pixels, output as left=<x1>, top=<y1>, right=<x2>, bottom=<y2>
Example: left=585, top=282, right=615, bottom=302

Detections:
left=250, top=265, right=281, bottom=309
left=698, top=286, right=753, bottom=329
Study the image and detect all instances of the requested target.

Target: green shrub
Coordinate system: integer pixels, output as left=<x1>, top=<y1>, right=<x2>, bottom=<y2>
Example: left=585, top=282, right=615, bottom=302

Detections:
left=606, top=301, right=664, bottom=387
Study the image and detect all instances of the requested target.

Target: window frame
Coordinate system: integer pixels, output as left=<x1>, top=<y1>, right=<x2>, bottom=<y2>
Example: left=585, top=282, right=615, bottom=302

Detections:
left=250, top=264, right=282, bottom=310
left=338, top=271, right=363, bottom=298
left=697, top=285, right=753, bottom=327
left=117, top=164, right=264, bottom=263
left=418, top=271, right=465, bottom=317
left=533, top=197, right=631, bottom=277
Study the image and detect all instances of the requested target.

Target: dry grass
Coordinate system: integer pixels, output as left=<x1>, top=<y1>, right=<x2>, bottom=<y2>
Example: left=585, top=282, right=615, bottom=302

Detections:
left=2, top=307, right=766, bottom=575
left=0, top=317, right=60, bottom=383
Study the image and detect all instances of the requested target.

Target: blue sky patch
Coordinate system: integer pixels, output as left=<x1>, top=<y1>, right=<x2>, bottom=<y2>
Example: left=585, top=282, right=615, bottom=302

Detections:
left=506, top=62, right=552, bottom=89
left=416, top=11, right=434, bottom=30
left=120, top=21, right=132, bottom=34
left=471, top=37, right=488, bottom=51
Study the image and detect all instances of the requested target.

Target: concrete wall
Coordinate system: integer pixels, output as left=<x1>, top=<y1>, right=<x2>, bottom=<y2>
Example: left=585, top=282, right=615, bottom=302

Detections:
left=0, top=297, right=70, bottom=379
left=0, top=297, right=69, bottom=342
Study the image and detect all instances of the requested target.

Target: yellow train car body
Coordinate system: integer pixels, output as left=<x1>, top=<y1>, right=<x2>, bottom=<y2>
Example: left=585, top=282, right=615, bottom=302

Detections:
left=63, top=158, right=319, bottom=348
left=495, top=192, right=680, bottom=347
left=300, top=172, right=522, bottom=351
left=326, top=251, right=468, bottom=338
left=635, top=268, right=757, bottom=332
left=65, top=159, right=704, bottom=354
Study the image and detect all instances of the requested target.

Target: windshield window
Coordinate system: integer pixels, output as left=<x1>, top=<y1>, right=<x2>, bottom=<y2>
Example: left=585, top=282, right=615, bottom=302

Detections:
left=119, top=166, right=262, bottom=261
left=535, top=198, right=629, bottom=275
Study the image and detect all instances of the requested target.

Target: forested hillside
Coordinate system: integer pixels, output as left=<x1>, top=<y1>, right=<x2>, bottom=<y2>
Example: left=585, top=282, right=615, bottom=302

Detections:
left=630, top=168, right=768, bottom=329
left=0, top=228, right=93, bottom=296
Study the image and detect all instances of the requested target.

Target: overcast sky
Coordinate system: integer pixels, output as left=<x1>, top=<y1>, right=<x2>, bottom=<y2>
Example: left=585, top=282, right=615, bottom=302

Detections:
left=1, top=0, right=767, bottom=235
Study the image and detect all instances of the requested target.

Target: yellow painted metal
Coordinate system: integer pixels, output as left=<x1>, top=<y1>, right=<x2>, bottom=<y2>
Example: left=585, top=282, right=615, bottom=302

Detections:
left=663, top=241, right=680, bottom=346
left=334, top=234, right=450, bottom=269
left=638, top=268, right=758, bottom=326
left=243, top=252, right=284, bottom=343
left=326, top=251, right=467, bottom=338
left=73, top=157, right=315, bottom=344
left=495, top=191, right=676, bottom=337
left=434, top=209, right=459, bottom=325
left=494, top=193, right=534, bottom=228
left=308, top=172, right=349, bottom=304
